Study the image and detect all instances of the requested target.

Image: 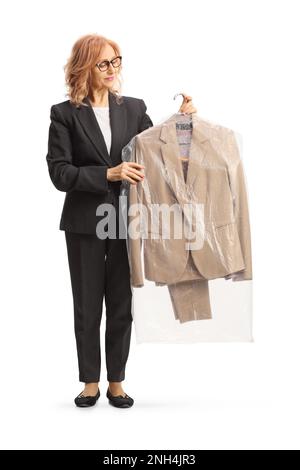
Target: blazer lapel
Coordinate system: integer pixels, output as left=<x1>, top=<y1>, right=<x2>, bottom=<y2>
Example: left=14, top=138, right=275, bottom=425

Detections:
left=160, top=114, right=209, bottom=205
left=76, top=91, right=127, bottom=167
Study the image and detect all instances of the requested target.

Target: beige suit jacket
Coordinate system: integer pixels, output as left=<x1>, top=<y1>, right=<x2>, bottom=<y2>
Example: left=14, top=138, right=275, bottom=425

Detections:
left=123, top=113, right=252, bottom=287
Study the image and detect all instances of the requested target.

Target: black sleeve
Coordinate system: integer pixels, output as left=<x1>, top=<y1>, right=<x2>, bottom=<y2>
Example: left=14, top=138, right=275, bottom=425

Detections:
left=138, top=99, right=154, bottom=133
left=46, top=105, right=109, bottom=194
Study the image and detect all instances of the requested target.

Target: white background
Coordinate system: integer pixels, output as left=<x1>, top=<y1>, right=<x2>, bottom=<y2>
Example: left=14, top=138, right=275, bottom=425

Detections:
left=0, top=0, right=299, bottom=450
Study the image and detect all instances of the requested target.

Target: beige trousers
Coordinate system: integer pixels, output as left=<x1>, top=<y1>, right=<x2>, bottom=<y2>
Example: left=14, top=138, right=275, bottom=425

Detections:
left=156, top=251, right=212, bottom=323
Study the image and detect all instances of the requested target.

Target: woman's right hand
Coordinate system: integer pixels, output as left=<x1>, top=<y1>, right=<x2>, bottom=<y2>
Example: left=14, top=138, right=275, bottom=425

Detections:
left=107, top=162, right=145, bottom=185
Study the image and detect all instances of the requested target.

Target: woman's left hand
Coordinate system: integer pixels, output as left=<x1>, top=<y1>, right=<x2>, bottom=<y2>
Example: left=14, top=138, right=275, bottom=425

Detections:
left=178, top=94, right=197, bottom=114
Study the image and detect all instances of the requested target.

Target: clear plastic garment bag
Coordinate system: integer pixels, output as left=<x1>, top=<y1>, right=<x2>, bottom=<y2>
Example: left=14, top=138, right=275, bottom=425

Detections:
left=119, top=111, right=253, bottom=343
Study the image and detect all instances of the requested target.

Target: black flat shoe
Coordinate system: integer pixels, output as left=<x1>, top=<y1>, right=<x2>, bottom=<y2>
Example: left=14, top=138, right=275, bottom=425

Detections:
left=106, top=387, right=134, bottom=408
left=74, top=388, right=100, bottom=407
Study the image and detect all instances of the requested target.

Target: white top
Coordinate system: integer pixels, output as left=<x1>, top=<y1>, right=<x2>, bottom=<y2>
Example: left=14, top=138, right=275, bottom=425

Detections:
left=92, top=106, right=112, bottom=154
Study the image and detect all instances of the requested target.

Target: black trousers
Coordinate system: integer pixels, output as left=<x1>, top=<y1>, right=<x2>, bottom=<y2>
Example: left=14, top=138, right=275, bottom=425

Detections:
left=64, top=230, right=133, bottom=383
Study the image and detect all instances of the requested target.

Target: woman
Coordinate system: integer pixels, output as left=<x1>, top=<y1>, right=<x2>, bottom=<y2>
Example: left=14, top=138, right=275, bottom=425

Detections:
left=46, top=34, right=197, bottom=408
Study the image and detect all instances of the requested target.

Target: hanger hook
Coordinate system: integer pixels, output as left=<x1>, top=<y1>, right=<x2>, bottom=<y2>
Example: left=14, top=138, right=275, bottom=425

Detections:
left=173, top=92, right=188, bottom=107
left=173, top=92, right=192, bottom=117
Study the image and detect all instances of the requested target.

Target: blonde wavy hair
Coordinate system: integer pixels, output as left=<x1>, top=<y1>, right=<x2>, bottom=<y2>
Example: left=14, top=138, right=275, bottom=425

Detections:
left=64, top=34, right=123, bottom=108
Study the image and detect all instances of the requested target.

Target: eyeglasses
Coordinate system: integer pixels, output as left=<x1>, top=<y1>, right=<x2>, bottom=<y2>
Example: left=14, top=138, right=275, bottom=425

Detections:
left=96, top=55, right=122, bottom=72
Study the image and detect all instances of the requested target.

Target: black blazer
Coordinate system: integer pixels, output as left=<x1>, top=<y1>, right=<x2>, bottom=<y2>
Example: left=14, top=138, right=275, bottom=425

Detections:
left=46, top=90, right=153, bottom=234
